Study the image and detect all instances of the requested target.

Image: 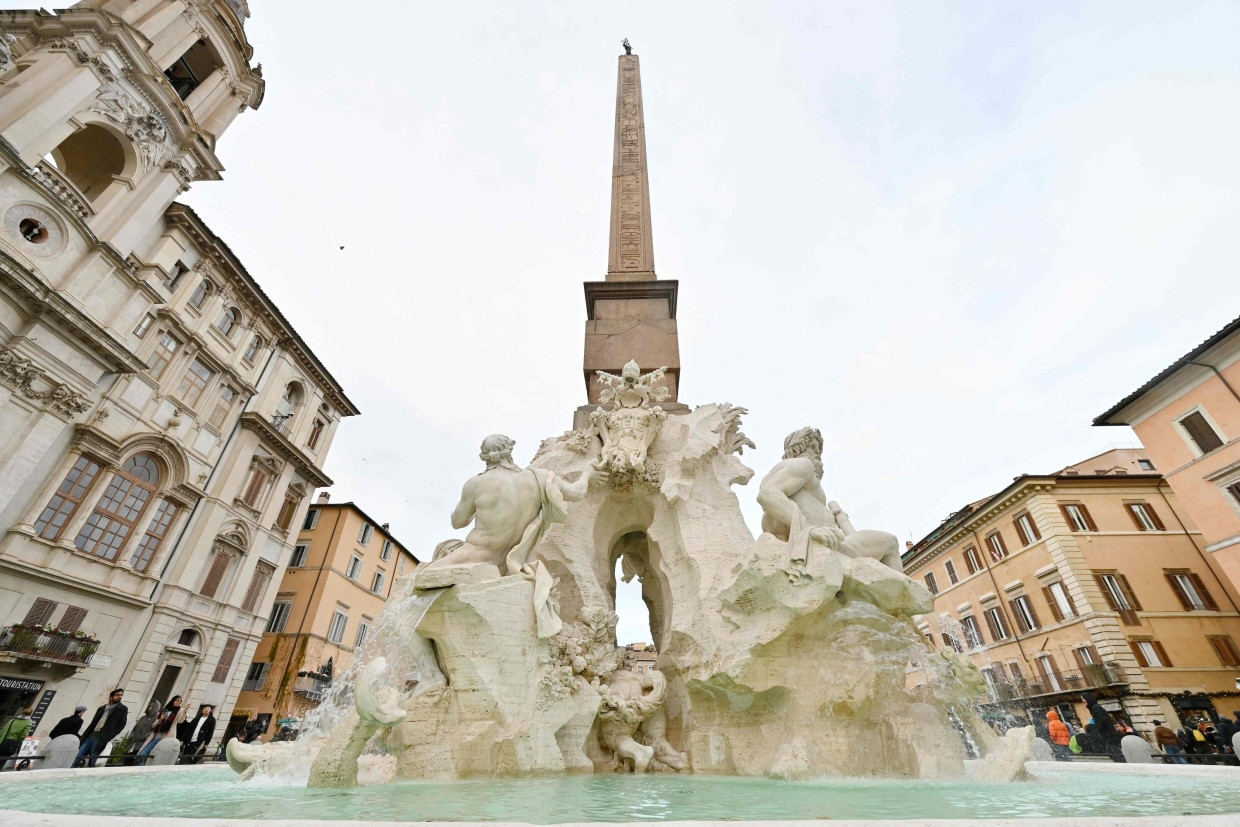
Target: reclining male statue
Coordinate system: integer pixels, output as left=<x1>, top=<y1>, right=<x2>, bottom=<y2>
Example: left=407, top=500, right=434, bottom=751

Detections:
left=757, top=426, right=903, bottom=574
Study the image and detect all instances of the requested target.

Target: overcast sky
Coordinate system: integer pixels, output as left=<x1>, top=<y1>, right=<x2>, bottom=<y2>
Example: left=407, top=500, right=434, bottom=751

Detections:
left=29, top=1, right=1240, bottom=645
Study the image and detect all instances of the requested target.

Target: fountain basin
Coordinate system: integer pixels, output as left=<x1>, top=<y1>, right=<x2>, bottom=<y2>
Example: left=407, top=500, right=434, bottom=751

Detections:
left=1, top=762, right=1239, bottom=825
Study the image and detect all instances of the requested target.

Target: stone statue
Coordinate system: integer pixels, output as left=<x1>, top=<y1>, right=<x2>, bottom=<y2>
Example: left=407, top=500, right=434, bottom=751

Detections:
left=419, top=434, right=605, bottom=582
left=591, top=360, right=668, bottom=481
left=757, top=427, right=903, bottom=574
left=0, top=33, right=17, bottom=74
left=622, top=38, right=632, bottom=55
left=596, top=663, right=686, bottom=773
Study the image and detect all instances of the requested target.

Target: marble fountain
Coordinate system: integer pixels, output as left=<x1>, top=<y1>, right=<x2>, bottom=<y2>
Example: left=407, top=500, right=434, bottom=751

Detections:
left=5, top=363, right=1240, bottom=824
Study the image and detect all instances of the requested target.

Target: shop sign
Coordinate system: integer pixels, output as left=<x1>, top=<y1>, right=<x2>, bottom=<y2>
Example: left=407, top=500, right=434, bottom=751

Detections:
left=30, top=689, right=56, bottom=729
left=0, top=676, right=44, bottom=693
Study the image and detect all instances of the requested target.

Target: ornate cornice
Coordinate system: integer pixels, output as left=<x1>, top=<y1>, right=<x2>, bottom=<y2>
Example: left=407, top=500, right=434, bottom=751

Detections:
left=239, top=412, right=332, bottom=488
left=0, top=347, right=92, bottom=420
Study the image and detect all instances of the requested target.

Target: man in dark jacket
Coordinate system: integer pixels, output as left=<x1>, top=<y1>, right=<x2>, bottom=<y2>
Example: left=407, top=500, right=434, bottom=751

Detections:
left=48, top=705, right=87, bottom=740
left=1082, top=692, right=1125, bottom=763
left=179, top=704, right=215, bottom=764
left=73, top=689, right=128, bottom=768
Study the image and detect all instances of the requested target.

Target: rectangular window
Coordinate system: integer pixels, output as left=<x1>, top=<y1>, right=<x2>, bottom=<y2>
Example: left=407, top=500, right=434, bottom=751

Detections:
left=986, top=531, right=1008, bottom=562
left=1042, top=581, right=1077, bottom=622
left=303, top=509, right=320, bottom=531
left=21, top=598, right=57, bottom=627
left=963, top=546, right=982, bottom=574
left=941, top=632, right=963, bottom=653
left=327, top=610, right=348, bottom=644
left=174, top=357, right=213, bottom=407
left=944, top=559, right=958, bottom=584
left=211, top=637, right=241, bottom=683
left=346, top=555, right=363, bottom=581
left=1229, top=481, right=1240, bottom=508
left=1059, top=503, right=1097, bottom=532
left=149, top=332, right=179, bottom=380
left=1007, top=662, right=1024, bottom=685
left=354, top=622, right=370, bottom=650
left=243, top=335, right=262, bottom=363
left=207, top=386, right=237, bottom=430
left=130, top=499, right=177, bottom=572
left=358, top=524, right=374, bottom=546
left=133, top=314, right=154, bottom=338
left=241, top=565, right=273, bottom=613
left=371, top=572, right=385, bottom=594
left=923, top=572, right=938, bottom=595
left=1035, top=654, right=1062, bottom=692
left=166, top=261, right=188, bottom=290
left=276, top=490, right=300, bottom=531
left=984, top=606, right=1010, bottom=640
left=240, top=466, right=268, bottom=508
left=1125, top=502, right=1165, bottom=531
left=74, top=470, right=154, bottom=562
left=1009, top=594, right=1040, bottom=633
left=1095, top=572, right=1142, bottom=625
left=1130, top=639, right=1171, bottom=668
left=1137, top=459, right=1156, bottom=471
left=242, top=662, right=270, bottom=692
left=307, top=419, right=326, bottom=450
left=33, top=456, right=101, bottom=541
left=1014, top=512, right=1041, bottom=546
left=57, top=605, right=87, bottom=633
left=1179, top=410, right=1225, bottom=455
left=265, top=601, right=292, bottom=633
left=1165, top=570, right=1218, bottom=611
left=289, top=544, right=309, bottom=567
left=381, top=539, right=393, bottom=562
left=961, top=615, right=984, bottom=648
left=1208, top=636, right=1240, bottom=667
left=199, top=550, right=233, bottom=599
left=980, top=667, right=1000, bottom=699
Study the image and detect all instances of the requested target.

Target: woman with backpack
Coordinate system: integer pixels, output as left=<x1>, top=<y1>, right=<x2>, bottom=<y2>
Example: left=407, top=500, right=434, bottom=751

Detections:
left=0, top=706, right=34, bottom=769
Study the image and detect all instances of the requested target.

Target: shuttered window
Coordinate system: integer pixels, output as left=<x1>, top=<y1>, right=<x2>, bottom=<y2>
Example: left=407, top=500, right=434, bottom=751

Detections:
left=211, top=637, right=240, bottom=683
left=986, top=531, right=1008, bottom=562
left=1009, top=595, right=1040, bottom=633
left=241, top=565, right=273, bottom=613
left=963, top=546, right=982, bottom=574
left=199, top=550, right=233, bottom=599
left=1164, top=570, right=1218, bottom=611
left=265, top=601, right=292, bottom=634
left=1035, top=655, right=1062, bottom=691
left=33, top=456, right=102, bottom=541
left=57, top=606, right=87, bottom=633
left=940, top=633, right=961, bottom=653
left=984, top=606, right=1009, bottom=640
left=961, top=615, right=984, bottom=648
left=21, top=598, right=57, bottom=627
left=1179, top=411, right=1224, bottom=454
left=1059, top=503, right=1097, bottom=532
left=923, top=572, right=939, bottom=595
left=1125, top=502, right=1165, bottom=531
left=1208, top=636, right=1240, bottom=667
left=945, top=559, right=958, bottom=584
left=1095, top=572, right=1142, bottom=625
left=1042, top=581, right=1077, bottom=622
left=1129, top=639, right=1171, bottom=668
left=1014, top=512, right=1041, bottom=546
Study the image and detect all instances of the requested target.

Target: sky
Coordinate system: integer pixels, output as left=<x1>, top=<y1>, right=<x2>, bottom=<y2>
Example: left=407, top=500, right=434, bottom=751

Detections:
left=27, top=1, right=1240, bottom=645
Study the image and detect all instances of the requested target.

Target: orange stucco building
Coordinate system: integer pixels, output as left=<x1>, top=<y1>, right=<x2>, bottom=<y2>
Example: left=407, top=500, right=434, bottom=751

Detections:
left=904, top=448, right=1240, bottom=734
left=230, top=496, right=417, bottom=740
left=1096, top=314, right=1240, bottom=594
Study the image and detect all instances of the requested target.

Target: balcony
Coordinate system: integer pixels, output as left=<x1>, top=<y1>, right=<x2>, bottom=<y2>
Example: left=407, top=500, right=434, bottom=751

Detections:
left=989, top=662, right=1127, bottom=705
left=0, top=624, right=99, bottom=670
left=292, top=672, right=331, bottom=703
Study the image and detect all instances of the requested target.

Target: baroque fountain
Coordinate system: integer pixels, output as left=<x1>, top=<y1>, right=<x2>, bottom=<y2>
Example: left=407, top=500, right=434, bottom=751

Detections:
left=226, top=361, right=1003, bottom=787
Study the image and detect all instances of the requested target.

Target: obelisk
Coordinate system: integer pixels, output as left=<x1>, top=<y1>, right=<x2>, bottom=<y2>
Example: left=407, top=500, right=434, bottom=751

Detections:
left=578, top=45, right=683, bottom=427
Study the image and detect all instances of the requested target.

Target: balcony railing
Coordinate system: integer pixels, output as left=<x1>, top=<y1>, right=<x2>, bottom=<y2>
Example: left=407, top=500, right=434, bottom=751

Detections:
left=292, top=674, right=330, bottom=703
left=0, top=623, right=99, bottom=666
left=990, top=662, right=1126, bottom=704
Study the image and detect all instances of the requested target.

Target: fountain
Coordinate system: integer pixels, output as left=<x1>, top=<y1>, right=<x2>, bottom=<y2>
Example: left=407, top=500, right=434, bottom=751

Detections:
left=224, top=365, right=998, bottom=787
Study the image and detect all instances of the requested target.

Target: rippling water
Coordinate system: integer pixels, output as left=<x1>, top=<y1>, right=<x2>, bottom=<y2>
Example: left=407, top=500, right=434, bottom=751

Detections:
left=4, top=768, right=1240, bottom=822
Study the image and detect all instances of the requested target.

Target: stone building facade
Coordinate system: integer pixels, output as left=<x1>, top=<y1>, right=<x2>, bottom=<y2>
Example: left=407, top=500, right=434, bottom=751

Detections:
left=1095, top=314, right=1240, bottom=594
left=904, top=448, right=1240, bottom=733
left=0, top=1, right=357, bottom=740
left=231, top=498, right=415, bottom=741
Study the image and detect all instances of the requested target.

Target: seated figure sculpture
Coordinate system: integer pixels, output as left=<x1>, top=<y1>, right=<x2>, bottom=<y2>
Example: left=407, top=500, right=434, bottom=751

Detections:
left=757, top=427, right=903, bottom=577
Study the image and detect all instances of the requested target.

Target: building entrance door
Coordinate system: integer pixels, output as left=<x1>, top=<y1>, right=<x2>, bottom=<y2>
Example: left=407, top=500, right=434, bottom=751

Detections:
left=150, top=665, right=181, bottom=706
left=0, top=675, right=44, bottom=721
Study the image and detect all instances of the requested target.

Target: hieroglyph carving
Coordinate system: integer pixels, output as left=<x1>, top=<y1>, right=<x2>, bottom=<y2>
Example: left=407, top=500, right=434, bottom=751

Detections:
left=0, top=348, right=91, bottom=418
left=89, top=87, right=170, bottom=171
left=591, top=361, right=668, bottom=485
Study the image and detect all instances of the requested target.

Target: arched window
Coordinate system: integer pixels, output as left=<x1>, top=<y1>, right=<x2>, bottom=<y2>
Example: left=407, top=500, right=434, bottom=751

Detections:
left=33, top=455, right=102, bottom=541
left=217, top=307, right=240, bottom=337
left=243, top=335, right=263, bottom=363
left=74, top=453, right=163, bottom=563
left=188, top=279, right=212, bottom=309
left=274, top=382, right=303, bottom=432
left=47, top=124, right=127, bottom=201
left=164, top=39, right=224, bottom=101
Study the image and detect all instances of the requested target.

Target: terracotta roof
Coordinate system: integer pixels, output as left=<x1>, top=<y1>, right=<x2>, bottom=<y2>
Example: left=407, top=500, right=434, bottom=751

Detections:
left=1094, top=312, right=1240, bottom=426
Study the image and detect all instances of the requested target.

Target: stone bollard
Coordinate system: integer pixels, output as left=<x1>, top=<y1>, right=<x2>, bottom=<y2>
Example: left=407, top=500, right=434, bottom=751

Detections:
left=1029, top=738, right=1055, bottom=761
left=36, top=734, right=79, bottom=769
left=1233, top=731, right=1240, bottom=755
left=150, top=738, right=181, bottom=767
left=1121, top=734, right=1156, bottom=763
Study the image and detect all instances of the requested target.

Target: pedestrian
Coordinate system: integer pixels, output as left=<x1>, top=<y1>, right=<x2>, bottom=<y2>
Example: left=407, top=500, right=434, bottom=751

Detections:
left=1081, top=693, right=1125, bottom=763
left=179, top=704, right=215, bottom=764
left=1193, top=722, right=1214, bottom=754
left=72, top=688, right=128, bottom=768
left=1046, top=710, right=1071, bottom=761
left=48, top=705, right=87, bottom=739
left=136, top=695, right=183, bottom=759
left=1152, top=719, right=1187, bottom=764
left=0, top=706, right=34, bottom=769
left=124, top=699, right=161, bottom=763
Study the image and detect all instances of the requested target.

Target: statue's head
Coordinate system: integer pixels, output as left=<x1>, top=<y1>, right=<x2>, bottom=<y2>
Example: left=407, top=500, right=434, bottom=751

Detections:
left=783, top=426, right=824, bottom=479
left=479, top=434, right=518, bottom=471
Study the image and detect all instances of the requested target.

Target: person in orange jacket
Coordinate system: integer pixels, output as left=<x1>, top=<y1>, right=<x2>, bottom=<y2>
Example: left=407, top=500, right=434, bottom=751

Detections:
left=1047, top=709, right=1072, bottom=760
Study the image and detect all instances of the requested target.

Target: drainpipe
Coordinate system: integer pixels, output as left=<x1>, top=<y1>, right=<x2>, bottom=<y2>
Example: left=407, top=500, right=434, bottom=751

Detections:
left=1154, top=485, right=1240, bottom=614
left=1188, top=361, right=1240, bottom=408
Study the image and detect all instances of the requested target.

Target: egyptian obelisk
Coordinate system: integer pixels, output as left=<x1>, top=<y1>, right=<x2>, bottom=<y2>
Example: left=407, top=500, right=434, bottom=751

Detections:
left=577, top=44, right=683, bottom=427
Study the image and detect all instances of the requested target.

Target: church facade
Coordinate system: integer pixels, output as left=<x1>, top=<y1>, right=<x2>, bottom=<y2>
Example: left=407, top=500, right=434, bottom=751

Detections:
left=0, top=1, right=356, bottom=739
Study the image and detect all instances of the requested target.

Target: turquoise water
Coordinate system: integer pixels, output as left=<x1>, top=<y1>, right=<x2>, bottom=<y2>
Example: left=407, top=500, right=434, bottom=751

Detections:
left=3, top=768, right=1240, bottom=822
